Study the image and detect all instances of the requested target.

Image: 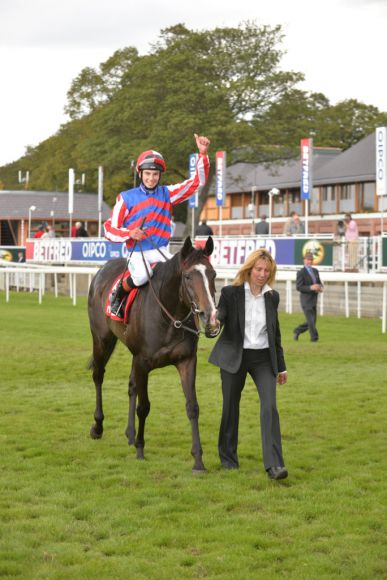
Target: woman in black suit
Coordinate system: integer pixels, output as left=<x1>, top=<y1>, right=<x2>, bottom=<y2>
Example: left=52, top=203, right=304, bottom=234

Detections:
left=209, top=249, right=288, bottom=480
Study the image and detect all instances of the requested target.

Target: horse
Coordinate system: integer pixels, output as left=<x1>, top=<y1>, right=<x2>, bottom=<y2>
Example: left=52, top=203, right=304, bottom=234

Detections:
left=87, top=236, right=220, bottom=472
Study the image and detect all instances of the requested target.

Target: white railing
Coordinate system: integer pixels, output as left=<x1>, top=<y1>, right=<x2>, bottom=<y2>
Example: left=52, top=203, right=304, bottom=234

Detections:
left=1, top=261, right=387, bottom=333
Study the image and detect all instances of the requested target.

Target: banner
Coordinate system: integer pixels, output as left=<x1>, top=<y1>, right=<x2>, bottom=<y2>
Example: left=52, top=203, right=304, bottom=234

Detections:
left=376, top=127, right=387, bottom=197
left=188, top=154, right=199, bottom=208
left=26, top=237, right=333, bottom=267
left=200, top=237, right=333, bottom=268
left=215, top=151, right=226, bottom=207
left=0, top=246, right=25, bottom=262
left=300, top=138, right=313, bottom=200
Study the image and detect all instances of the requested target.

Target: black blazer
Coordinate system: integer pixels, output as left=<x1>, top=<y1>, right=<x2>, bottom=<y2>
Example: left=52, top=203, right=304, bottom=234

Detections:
left=296, top=266, right=322, bottom=308
left=208, top=284, right=286, bottom=375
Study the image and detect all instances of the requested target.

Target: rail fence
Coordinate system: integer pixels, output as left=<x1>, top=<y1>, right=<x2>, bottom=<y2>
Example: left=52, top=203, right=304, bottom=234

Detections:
left=1, top=260, right=387, bottom=334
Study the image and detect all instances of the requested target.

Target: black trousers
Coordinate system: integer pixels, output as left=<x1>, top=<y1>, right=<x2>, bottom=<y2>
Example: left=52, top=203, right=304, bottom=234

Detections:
left=218, top=348, right=284, bottom=470
left=295, top=304, right=318, bottom=341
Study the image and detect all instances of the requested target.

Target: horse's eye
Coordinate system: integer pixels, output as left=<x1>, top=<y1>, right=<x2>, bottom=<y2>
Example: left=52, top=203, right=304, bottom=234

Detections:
left=184, top=273, right=191, bottom=280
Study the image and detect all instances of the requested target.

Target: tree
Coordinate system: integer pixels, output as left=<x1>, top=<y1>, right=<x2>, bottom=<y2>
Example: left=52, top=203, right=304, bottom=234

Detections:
left=1, top=21, right=386, bottom=227
left=65, top=47, right=139, bottom=120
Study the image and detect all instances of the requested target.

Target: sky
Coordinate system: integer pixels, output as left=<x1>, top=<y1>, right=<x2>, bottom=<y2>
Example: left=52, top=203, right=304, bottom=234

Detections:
left=1, top=0, right=386, bottom=167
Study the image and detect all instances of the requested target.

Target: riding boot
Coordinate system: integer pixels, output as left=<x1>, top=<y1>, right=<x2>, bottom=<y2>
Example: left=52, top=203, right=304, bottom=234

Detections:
left=110, top=277, right=136, bottom=317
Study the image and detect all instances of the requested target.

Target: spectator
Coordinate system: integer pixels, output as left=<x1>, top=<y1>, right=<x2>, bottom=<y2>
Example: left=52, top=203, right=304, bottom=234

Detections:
left=255, top=214, right=269, bottom=235
left=283, top=211, right=304, bottom=236
left=293, top=252, right=323, bottom=342
left=336, top=220, right=345, bottom=238
left=17, top=251, right=25, bottom=263
left=344, top=213, right=359, bottom=270
left=33, top=225, right=46, bottom=238
left=75, top=221, right=89, bottom=237
left=195, top=220, right=213, bottom=236
left=42, top=225, right=56, bottom=239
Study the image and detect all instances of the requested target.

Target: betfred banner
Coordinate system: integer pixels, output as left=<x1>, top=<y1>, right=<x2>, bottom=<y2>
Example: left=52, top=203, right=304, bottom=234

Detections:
left=300, top=138, right=313, bottom=200
left=26, top=238, right=131, bottom=263
left=188, top=153, right=199, bottom=208
left=215, top=151, right=226, bottom=207
left=376, top=127, right=387, bottom=197
left=199, top=237, right=333, bottom=268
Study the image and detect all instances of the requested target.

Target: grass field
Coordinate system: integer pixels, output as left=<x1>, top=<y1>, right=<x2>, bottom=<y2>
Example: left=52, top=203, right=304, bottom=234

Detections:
left=1, top=291, right=386, bottom=579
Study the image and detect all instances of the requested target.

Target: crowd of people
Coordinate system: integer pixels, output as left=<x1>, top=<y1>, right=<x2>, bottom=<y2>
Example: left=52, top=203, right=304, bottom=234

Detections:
left=32, top=221, right=89, bottom=239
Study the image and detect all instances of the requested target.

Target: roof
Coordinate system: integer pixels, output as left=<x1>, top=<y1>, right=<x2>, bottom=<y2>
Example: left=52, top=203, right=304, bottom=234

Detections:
left=210, top=148, right=342, bottom=193
left=313, top=132, right=376, bottom=185
left=209, top=129, right=383, bottom=193
left=0, top=190, right=111, bottom=221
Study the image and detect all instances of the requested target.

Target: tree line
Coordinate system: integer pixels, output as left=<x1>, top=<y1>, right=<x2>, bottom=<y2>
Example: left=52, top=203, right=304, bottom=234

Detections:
left=1, top=22, right=386, bottom=228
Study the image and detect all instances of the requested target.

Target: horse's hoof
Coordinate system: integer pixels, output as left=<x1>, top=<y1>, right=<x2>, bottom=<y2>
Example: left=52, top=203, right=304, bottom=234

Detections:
left=126, top=435, right=135, bottom=446
left=90, top=426, right=103, bottom=439
left=192, top=467, right=207, bottom=475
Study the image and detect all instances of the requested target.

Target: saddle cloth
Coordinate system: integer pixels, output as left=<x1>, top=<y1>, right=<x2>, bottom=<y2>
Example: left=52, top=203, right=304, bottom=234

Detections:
left=105, top=272, right=139, bottom=323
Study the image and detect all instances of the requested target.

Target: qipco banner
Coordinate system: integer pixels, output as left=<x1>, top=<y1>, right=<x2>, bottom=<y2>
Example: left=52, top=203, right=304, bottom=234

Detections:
left=26, top=238, right=133, bottom=264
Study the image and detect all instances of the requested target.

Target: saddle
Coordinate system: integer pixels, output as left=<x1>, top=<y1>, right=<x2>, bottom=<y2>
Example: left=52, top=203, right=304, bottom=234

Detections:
left=105, top=272, right=139, bottom=323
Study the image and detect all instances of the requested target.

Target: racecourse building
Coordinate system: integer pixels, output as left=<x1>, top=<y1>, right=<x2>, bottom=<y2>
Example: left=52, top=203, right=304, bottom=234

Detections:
left=199, top=129, right=387, bottom=237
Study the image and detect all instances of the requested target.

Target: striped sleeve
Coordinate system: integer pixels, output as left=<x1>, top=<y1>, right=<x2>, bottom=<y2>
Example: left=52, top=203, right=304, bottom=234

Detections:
left=104, top=194, right=132, bottom=243
left=168, top=154, right=209, bottom=206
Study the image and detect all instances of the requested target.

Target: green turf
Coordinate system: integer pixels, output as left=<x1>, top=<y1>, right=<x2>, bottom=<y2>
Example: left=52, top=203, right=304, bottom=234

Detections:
left=1, top=292, right=386, bottom=579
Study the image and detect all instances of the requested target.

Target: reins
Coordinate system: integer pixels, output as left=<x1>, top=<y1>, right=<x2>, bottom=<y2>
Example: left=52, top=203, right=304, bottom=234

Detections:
left=137, top=238, right=202, bottom=336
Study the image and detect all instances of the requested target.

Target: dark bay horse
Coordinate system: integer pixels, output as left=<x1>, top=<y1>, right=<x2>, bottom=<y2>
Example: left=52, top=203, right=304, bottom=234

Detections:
left=87, top=237, right=220, bottom=471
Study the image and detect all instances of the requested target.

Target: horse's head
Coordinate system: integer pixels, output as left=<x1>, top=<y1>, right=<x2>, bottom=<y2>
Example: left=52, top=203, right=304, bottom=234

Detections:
left=180, top=236, right=220, bottom=338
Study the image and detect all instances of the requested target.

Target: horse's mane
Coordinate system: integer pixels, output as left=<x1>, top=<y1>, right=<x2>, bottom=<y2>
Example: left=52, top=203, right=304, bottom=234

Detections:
left=152, top=245, right=210, bottom=287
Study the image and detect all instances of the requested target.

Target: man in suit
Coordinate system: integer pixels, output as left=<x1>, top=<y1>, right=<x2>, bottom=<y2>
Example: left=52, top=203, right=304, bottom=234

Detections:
left=209, top=248, right=288, bottom=480
left=255, top=214, right=269, bottom=235
left=294, top=252, right=323, bottom=342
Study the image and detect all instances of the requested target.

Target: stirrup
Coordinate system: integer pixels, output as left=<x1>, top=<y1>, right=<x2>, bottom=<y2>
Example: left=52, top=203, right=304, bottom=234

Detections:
left=110, top=281, right=127, bottom=317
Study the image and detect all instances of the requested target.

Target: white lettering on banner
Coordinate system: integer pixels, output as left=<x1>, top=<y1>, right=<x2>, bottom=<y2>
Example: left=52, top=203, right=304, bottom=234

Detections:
left=212, top=238, right=276, bottom=266
left=33, top=239, right=72, bottom=262
left=376, top=127, right=386, bottom=196
left=82, top=242, right=107, bottom=259
left=216, top=156, right=223, bottom=201
left=302, top=145, right=309, bottom=194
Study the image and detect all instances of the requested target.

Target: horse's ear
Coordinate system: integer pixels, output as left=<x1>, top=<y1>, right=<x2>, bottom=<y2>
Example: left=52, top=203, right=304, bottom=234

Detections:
left=203, top=236, right=214, bottom=256
left=181, top=236, right=193, bottom=259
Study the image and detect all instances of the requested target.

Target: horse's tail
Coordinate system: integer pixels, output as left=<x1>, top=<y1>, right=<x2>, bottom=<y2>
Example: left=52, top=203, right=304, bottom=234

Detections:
left=87, top=334, right=118, bottom=373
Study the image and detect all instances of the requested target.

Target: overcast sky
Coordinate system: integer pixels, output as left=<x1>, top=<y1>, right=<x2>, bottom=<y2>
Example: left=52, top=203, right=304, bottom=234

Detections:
left=1, top=0, right=386, bottom=167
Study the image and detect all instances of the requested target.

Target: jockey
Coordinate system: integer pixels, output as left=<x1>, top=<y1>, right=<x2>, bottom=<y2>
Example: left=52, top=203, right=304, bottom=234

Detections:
left=104, top=133, right=210, bottom=316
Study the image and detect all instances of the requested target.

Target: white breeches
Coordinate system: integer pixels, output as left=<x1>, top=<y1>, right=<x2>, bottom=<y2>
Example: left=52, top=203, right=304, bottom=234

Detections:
left=127, top=247, right=172, bottom=286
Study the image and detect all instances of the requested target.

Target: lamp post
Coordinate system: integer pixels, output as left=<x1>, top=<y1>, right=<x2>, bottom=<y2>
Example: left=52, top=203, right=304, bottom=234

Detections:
left=51, top=197, right=57, bottom=227
left=28, top=205, right=36, bottom=238
left=268, top=188, right=280, bottom=235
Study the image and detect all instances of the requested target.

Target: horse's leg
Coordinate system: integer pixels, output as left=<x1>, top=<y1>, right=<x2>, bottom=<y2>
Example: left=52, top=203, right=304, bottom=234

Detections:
left=89, top=332, right=117, bottom=439
left=132, top=357, right=150, bottom=460
left=125, top=363, right=136, bottom=446
left=176, top=356, right=205, bottom=472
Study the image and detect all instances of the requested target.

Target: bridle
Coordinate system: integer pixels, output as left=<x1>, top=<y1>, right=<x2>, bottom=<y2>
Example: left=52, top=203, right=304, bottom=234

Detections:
left=138, top=240, right=208, bottom=336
